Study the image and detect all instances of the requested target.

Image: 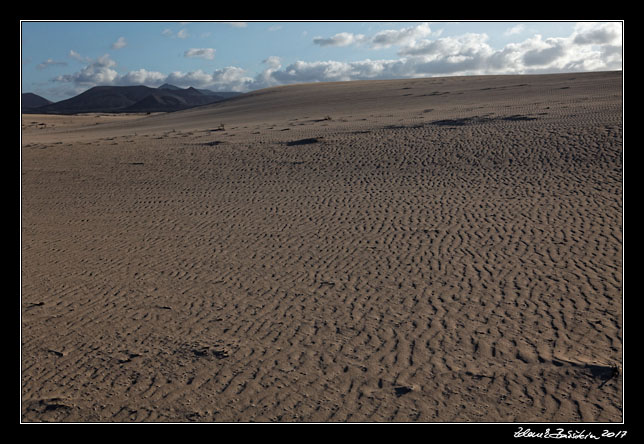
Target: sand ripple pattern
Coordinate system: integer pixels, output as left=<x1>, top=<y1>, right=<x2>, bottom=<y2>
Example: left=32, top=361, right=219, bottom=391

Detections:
left=22, top=72, right=622, bottom=422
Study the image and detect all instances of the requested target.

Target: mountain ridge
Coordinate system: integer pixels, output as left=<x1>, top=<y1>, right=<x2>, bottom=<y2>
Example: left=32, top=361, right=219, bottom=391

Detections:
left=22, top=84, right=242, bottom=114
left=21, top=92, right=53, bottom=113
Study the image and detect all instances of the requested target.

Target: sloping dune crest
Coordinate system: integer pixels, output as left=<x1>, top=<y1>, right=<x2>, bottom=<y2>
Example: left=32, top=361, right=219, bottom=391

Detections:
left=21, top=71, right=622, bottom=422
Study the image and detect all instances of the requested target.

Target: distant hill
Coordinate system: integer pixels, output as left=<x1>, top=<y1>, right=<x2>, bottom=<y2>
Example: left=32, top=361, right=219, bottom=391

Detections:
left=22, top=93, right=53, bottom=113
left=22, top=85, right=242, bottom=114
left=159, top=83, right=241, bottom=98
left=158, top=83, right=183, bottom=91
left=123, top=87, right=228, bottom=113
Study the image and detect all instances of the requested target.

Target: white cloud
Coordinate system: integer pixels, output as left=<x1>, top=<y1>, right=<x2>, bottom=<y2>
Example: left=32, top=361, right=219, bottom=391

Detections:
left=573, top=22, right=621, bottom=45
left=211, top=66, right=254, bottom=91
left=146, top=67, right=254, bottom=92
left=227, top=22, right=247, bottom=28
left=392, top=24, right=621, bottom=76
left=184, top=48, right=216, bottom=60
left=264, top=23, right=622, bottom=86
left=522, top=36, right=567, bottom=67
left=307, top=22, right=620, bottom=78
left=50, top=22, right=622, bottom=96
left=162, top=28, right=189, bottom=39
left=263, top=56, right=281, bottom=68
left=252, top=56, right=283, bottom=88
left=116, top=68, right=166, bottom=86
left=111, top=36, right=127, bottom=50
left=504, top=24, right=526, bottom=36
left=312, top=23, right=433, bottom=50
left=54, top=54, right=118, bottom=86
left=69, top=50, right=91, bottom=63
left=269, top=59, right=405, bottom=84
left=165, top=69, right=215, bottom=87
left=36, top=58, right=67, bottom=70
left=399, top=33, right=493, bottom=58
left=370, top=23, right=433, bottom=49
left=52, top=53, right=253, bottom=92
left=313, top=32, right=366, bottom=47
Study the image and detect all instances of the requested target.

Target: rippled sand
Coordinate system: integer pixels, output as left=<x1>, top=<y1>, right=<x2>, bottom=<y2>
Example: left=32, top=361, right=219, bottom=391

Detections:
left=21, top=71, right=622, bottom=422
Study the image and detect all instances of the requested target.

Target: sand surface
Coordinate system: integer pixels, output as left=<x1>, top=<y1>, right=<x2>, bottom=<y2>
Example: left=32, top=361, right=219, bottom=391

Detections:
left=21, top=71, right=623, bottom=422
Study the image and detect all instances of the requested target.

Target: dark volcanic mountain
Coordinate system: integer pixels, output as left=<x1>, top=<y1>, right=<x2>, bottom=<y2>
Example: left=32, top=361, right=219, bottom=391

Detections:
left=123, top=87, right=227, bottom=113
left=22, top=93, right=53, bottom=112
left=157, top=84, right=238, bottom=98
left=23, top=85, right=242, bottom=114
left=158, top=83, right=183, bottom=91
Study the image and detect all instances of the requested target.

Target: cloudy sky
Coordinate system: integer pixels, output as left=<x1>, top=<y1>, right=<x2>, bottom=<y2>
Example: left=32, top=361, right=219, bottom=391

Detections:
left=21, top=21, right=622, bottom=102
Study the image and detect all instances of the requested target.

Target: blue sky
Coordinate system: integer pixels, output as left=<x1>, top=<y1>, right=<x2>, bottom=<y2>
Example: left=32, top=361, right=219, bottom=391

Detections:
left=21, top=21, right=622, bottom=102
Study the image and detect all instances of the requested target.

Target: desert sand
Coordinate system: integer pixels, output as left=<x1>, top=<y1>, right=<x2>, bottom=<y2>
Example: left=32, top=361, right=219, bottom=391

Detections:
left=21, top=71, right=623, bottom=422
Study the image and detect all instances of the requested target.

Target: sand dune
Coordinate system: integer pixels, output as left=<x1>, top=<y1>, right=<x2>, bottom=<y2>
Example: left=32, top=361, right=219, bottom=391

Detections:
left=21, top=71, right=623, bottom=422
